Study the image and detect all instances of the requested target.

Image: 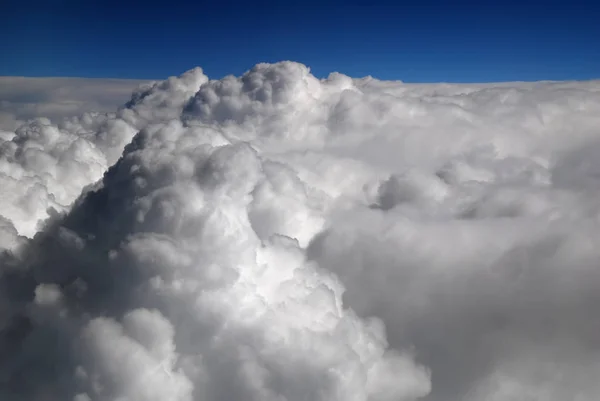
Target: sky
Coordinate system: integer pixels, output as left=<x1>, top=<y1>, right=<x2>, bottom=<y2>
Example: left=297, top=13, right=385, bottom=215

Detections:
left=2, top=0, right=599, bottom=82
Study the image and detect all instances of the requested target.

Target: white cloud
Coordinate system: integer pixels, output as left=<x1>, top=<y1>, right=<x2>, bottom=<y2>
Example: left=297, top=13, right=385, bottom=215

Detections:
left=2, top=62, right=600, bottom=401
left=0, top=69, right=207, bottom=238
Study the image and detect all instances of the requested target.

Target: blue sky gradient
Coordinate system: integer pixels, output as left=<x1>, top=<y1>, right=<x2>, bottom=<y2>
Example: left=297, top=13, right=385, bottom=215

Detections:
left=2, top=0, right=599, bottom=82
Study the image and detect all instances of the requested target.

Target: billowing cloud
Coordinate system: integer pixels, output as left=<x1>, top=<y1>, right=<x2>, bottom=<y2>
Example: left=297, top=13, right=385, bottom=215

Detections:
left=2, top=62, right=600, bottom=400
left=0, top=68, right=207, bottom=238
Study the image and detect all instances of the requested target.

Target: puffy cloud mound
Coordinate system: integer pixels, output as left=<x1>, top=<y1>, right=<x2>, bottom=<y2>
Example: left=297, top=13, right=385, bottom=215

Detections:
left=0, top=68, right=207, bottom=239
left=2, top=61, right=600, bottom=401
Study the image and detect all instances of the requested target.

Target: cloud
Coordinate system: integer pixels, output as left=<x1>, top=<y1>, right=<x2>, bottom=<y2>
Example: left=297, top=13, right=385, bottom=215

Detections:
left=0, top=69, right=207, bottom=238
left=0, top=76, right=150, bottom=131
left=2, top=62, right=600, bottom=400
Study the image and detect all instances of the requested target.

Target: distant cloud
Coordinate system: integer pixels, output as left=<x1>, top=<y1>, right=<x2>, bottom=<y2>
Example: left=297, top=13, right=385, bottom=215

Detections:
left=0, top=76, right=148, bottom=130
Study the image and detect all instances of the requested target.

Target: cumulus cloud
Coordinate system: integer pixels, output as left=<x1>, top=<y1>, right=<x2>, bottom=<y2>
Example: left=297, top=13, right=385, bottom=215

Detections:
left=2, top=62, right=600, bottom=401
left=0, top=69, right=207, bottom=238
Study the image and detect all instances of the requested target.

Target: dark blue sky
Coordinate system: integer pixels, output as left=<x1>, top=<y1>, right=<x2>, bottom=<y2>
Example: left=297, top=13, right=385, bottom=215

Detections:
left=2, top=0, right=599, bottom=82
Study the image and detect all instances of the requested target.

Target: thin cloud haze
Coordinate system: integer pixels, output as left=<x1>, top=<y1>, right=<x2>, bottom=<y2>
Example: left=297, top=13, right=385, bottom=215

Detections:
left=0, top=77, right=148, bottom=130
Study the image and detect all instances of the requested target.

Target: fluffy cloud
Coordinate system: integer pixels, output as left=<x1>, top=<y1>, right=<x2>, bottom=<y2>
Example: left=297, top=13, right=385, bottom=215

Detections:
left=2, top=62, right=600, bottom=401
left=0, top=69, right=207, bottom=238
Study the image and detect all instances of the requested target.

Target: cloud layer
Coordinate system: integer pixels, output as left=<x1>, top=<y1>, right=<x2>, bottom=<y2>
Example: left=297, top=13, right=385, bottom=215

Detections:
left=0, top=77, right=148, bottom=131
left=2, top=62, right=600, bottom=401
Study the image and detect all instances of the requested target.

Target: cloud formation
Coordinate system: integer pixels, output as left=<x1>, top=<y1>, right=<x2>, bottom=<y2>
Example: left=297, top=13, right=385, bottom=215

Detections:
left=0, top=69, right=206, bottom=238
left=2, top=62, right=600, bottom=401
